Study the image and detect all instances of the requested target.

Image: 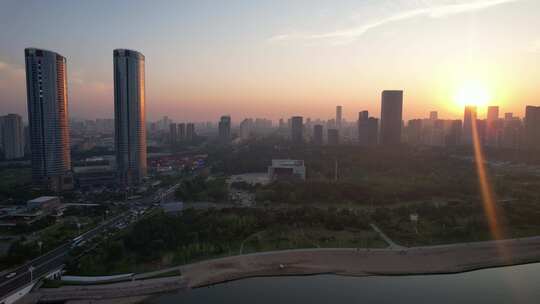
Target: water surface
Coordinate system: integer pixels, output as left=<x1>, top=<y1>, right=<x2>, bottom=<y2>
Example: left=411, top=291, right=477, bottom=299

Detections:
left=149, top=263, right=540, bottom=304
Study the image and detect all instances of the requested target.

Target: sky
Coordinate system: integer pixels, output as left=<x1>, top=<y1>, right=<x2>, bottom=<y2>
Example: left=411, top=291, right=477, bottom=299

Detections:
left=0, top=0, right=539, bottom=123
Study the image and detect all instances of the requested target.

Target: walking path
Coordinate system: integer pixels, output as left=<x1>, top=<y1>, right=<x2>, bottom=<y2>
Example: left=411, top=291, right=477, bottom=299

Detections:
left=370, top=223, right=406, bottom=249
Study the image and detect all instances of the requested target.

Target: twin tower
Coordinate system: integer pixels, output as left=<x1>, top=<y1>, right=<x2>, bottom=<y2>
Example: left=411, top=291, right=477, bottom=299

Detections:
left=24, top=48, right=147, bottom=191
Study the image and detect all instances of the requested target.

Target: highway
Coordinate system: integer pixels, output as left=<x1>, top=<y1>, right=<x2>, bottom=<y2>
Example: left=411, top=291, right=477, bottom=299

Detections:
left=0, top=211, right=131, bottom=299
left=0, top=182, right=180, bottom=300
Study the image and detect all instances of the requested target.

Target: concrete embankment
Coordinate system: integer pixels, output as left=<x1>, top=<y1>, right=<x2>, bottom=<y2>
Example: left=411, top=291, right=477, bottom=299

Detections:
left=20, top=277, right=186, bottom=304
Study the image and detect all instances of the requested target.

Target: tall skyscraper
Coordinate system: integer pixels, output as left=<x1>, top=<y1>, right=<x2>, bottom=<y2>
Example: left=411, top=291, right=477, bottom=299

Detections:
left=113, top=49, right=147, bottom=185
left=336, top=106, right=343, bottom=130
left=313, top=124, right=323, bottom=145
left=0, top=114, right=25, bottom=160
left=178, top=123, right=186, bottom=141
left=462, top=105, right=477, bottom=145
left=358, top=111, right=370, bottom=145
left=429, top=111, right=438, bottom=120
left=239, top=118, right=254, bottom=141
left=169, top=122, right=177, bottom=144
left=380, top=90, right=403, bottom=145
left=24, top=48, right=72, bottom=191
left=291, top=116, right=303, bottom=144
left=186, top=123, right=195, bottom=141
left=218, top=115, right=231, bottom=142
left=525, top=105, right=540, bottom=150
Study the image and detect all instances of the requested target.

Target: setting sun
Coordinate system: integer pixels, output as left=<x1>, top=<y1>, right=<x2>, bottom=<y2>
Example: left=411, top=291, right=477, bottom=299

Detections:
left=454, top=81, right=492, bottom=109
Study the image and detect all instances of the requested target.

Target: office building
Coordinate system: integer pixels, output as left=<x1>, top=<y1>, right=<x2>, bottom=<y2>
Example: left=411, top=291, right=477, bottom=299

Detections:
left=380, top=90, right=403, bottom=145
left=169, top=123, right=177, bottom=144
left=429, top=111, right=438, bottom=120
left=178, top=123, right=186, bottom=141
left=446, top=120, right=463, bottom=147
left=486, top=106, right=500, bottom=146
left=0, top=114, right=25, bottom=159
left=336, top=106, right=342, bottom=130
left=113, top=49, right=147, bottom=185
left=24, top=48, right=72, bottom=191
left=406, top=119, right=423, bottom=145
left=313, top=124, right=323, bottom=145
left=218, top=115, right=231, bottom=142
left=462, top=105, right=477, bottom=145
left=291, top=116, right=303, bottom=144
left=268, top=159, right=306, bottom=181
left=327, top=129, right=339, bottom=145
left=240, top=118, right=254, bottom=141
left=186, top=123, right=195, bottom=141
left=525, top=106, right=540, bottom=150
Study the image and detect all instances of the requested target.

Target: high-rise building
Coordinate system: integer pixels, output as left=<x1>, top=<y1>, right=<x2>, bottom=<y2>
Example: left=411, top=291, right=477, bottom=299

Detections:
left=0, top=114, right=25, bottom=159
left=486, top=106, right=500, bottom=146
left=169, top=123, right=177, bottom=144
left=177, top=123, right=186, bottom=141
left=357, top=111, right=370, bottom=145
left=462, top=106, right=477, bottom=145
left=186, top=123, right=195, bottom=141
left=327, top=129, right=339, bottom=145
left=429, top=111, right=438, bottom=120
left=291, top=116, right=303, bottom=144
left=25, top=48, right=72, bottom=191
left=113, top=49, right=147, bottom=185
left=336, top=106, right=342, bottom=130
left=380, top=90, right=403, bottom=145
left=240, top=118, right=254, bottom=141
left=525, top=105, right=540, bottom=150
left=218, top=115, right=231, bottom=142
left=406, top=119, right=423, bottom=145
left=446, top=120, right=463, bottom=147
left=313, top=124, right=323, bottom=145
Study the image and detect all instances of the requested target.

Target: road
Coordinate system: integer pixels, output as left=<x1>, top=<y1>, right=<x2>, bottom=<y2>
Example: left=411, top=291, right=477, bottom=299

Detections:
left=0, top=182, right=180, bottom=300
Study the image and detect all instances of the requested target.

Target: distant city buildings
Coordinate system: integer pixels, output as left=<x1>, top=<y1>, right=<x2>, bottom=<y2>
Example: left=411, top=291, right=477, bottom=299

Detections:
left=24, top=48, right=72, bottom=191
left=380, top=90, right=403, bottom=145
left=113, top=49, right=147, bottom=185
left=0, top=114, right=25, bottom=159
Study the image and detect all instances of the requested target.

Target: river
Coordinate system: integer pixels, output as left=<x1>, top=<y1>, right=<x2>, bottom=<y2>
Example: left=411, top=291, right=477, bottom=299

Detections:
left=148, top=263, right=540, bottom=304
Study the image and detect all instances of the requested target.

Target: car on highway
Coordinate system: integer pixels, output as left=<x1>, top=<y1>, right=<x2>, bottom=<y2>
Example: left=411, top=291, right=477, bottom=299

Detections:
left=5, top=272, right=16, bottom=279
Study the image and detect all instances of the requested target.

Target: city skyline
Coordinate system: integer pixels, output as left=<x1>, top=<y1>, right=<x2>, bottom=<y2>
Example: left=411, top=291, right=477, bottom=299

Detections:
left=1, top=0, right=540, bottom=121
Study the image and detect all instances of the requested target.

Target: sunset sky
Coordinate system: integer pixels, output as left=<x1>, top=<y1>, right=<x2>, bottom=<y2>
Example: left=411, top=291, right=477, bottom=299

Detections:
left=0, top=0, right=539, bottom=123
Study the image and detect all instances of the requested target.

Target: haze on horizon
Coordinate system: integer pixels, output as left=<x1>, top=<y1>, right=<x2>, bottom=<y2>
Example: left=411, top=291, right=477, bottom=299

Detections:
left=0, top=0, right=539, bottom=122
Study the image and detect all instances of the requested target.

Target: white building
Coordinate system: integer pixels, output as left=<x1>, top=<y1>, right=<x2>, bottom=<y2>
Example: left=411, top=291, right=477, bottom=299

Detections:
left=268, top=159, right=306, bottom=181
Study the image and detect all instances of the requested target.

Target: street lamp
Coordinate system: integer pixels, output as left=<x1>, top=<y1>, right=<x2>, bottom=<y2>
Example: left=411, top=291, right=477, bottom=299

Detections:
left=29, top=266, right=35, bottom=283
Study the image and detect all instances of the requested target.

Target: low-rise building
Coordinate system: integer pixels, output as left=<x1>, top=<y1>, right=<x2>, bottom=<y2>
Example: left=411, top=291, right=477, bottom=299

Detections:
left=268, top=159, right=306, bottom=181
left=27, top=196, right=61, bottom=212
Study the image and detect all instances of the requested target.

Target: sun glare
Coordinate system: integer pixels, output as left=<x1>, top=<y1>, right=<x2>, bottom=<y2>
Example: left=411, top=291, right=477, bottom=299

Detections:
left=454, top=81, right=491, bottom=109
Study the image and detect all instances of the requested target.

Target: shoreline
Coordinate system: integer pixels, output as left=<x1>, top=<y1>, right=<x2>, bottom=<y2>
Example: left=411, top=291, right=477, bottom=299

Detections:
left=179, top=236, right=540, bottom=288
left=27, top=236, right=540, bottom=303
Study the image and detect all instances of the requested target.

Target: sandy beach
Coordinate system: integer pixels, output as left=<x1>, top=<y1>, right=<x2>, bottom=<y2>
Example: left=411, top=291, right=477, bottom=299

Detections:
left=26, top=236, right=540, bottom=303
left=179, top=236, right=540, bottom=287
